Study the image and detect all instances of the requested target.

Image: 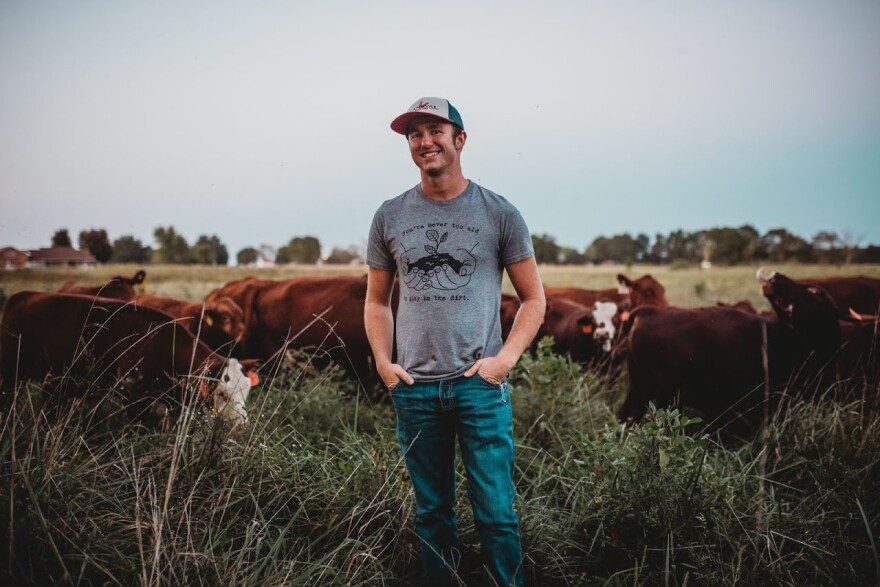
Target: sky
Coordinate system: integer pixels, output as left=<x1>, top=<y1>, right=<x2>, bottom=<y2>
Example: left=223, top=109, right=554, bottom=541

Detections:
left=1, top=0, right=879, bottom=261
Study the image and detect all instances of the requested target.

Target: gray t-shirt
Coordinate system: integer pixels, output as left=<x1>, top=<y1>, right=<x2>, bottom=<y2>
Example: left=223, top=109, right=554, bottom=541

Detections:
left=366, top=181, right=534, bottom=381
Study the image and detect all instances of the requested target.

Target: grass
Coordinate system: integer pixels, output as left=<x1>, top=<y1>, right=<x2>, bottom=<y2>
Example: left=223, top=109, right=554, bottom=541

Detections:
left=1, top=264, right=879, bottom=585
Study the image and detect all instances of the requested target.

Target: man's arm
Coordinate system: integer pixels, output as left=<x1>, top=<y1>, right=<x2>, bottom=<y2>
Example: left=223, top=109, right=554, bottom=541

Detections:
left=365, top=266, right=414, bottom=389
left=464, top=255, right=545, bottom=384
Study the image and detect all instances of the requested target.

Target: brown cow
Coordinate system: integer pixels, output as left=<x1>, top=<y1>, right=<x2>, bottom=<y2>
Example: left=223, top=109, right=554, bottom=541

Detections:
left=798, top=275, right=880, bottom=315
left=59, top=269, right=146, bottom=301
left=206, top=275, right=388, bottom=380
left=544, top=273, right=668, bottom=310
left=501, top=294, right=612, bottom=364
left=1, top=291, right=258, bottom=424
left=619, top=269, right=853, bottom=429
left=135, top=294, right=245, bottom=353
left=715, top=300, right=760, bottom=314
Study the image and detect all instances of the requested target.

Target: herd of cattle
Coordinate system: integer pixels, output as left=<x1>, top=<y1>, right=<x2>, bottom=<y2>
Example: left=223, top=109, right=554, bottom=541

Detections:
left=1, top=268, right=878, bottom=431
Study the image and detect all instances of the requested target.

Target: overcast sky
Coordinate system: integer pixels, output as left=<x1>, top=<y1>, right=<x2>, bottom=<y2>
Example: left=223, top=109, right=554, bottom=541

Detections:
left=2, top=0, right=878, bottom=260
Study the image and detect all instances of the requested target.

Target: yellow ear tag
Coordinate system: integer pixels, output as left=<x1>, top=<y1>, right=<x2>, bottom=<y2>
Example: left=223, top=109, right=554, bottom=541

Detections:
left=205, top=315, right=214, bottom=327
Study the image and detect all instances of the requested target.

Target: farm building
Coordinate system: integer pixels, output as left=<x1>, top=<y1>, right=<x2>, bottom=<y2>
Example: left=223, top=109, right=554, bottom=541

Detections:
left=27, top=246, right=97, bottom=267
left=0, top=247, right=28, bottom=270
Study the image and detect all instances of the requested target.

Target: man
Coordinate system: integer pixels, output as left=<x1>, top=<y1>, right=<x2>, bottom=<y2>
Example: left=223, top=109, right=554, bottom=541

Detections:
left=365, top=97, right=545, bottom=586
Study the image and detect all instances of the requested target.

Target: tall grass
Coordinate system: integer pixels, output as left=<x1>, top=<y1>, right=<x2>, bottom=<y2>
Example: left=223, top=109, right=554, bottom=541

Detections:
left=2, top=341, right=878, bottom=586
left=2, top=265, right=879, bottom=584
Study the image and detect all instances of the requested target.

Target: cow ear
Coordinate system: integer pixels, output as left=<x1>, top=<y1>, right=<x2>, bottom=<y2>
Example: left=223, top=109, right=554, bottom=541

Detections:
left=617, top=274, right=633, bottom=287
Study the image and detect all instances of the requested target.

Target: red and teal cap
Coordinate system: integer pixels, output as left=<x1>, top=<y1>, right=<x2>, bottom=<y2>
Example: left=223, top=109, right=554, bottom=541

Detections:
left=390, top=97, right=465, bottom=135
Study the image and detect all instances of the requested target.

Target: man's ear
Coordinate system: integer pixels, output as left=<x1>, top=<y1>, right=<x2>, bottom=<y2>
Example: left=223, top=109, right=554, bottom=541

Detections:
left=456, top=130, right=467, bottom=149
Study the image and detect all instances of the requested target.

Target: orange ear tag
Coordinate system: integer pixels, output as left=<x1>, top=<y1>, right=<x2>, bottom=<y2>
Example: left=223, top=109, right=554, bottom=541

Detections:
left=620, top=311, right=630, bottom=322
left=199, top=380, right=209, bottom=398
left=247, top=371, right=260, bottom=386
left=581, top=324, right=593, bottom=334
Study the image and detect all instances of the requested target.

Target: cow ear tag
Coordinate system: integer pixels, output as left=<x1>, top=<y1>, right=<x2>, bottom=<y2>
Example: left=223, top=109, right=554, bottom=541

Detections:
left=581, top=324, right=593, bottom=334
left=620, top=311, right=630, bottom=322
left=247, top=371, right=260, bottom=386
left=204, top=315, right=214, bottom=327
left=199, top=380, right=209, bottom=398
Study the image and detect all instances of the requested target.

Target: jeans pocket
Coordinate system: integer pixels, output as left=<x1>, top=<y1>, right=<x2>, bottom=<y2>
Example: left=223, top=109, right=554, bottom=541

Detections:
left=475, top=374, right=509, bottom=404
left=475, top=373, right=502, bottom=387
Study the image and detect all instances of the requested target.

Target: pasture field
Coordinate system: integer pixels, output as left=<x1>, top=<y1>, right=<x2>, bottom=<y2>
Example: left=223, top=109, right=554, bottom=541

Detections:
left=1, top=264, right=879, bottom=585
left=4, top=261, right=880, bottom=306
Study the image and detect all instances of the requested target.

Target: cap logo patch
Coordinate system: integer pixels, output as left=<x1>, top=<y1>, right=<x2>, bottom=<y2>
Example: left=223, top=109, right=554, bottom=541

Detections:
left=414, top=101, right=439, bottom=112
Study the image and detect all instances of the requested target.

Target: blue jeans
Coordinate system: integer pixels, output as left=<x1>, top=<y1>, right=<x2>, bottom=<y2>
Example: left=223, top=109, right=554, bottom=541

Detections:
left=391, top=374, right=524, bottom=587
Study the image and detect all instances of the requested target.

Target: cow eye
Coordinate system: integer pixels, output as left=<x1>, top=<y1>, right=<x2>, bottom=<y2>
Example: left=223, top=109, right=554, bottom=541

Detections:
left=223, top=374, right=231, bottom=383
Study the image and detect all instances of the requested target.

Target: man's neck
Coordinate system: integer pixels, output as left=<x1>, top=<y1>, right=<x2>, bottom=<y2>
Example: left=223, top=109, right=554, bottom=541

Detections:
left=420, top=172, right=469, bottom=202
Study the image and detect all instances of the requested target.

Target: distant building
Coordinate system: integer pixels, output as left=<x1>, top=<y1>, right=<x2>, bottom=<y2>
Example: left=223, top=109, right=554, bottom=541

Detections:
left=28, top=247, right=97, bottom=267
left=0, top=247, right=28, bottom=270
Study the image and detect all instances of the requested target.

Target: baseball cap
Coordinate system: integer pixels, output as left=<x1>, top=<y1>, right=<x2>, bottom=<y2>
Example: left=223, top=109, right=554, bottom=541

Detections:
left=390, top=97, right=465, bottom=135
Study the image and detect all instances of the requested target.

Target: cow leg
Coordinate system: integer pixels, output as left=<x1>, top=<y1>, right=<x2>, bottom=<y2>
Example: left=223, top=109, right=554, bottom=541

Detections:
left=618, top=366, right=650, bottom=424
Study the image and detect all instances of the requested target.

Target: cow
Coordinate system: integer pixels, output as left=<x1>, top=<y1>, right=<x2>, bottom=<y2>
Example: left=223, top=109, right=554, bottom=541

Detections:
left=59, top=269, right=146, bottom=301
left=715, top=300, right=760, bottom=314
left=135, top=294, right=246, bottom=353
left=0, top=291, right=258, bottom=425
left=618, top=268, right=854, bottom=430
left=501, top=294, right=616, bottom=364
left=544, top=273, right=668, bottom=310
left=205, top=275, right=388, bottom=380
left=797, top=275, right=880, bottom=315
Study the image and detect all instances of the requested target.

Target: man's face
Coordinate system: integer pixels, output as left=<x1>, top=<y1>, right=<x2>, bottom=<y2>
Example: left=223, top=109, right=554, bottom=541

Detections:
left=406, top=119, right=466, bottom=177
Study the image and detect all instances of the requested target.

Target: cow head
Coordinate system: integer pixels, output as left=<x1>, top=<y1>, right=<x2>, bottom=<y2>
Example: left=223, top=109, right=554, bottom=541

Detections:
left=202, top=297, right=246, bottom=346
left=202, top=358, right=259, bottom=425
left=618, top=274, right=668, bottom=307
left=591, top=301, right=619, bottom=352
left=757, top=267, right=843, bottom=342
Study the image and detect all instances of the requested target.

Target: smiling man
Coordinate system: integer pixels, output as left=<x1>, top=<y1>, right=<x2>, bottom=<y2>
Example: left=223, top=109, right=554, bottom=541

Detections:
left=365, top=97, right=545, bottom=586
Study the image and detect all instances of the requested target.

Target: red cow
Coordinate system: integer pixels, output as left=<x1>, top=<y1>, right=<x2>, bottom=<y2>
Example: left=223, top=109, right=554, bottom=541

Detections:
left=619, top=269, right=854, bottom=429
left=501, top=294, right=607, bottom=364
left=544, top=273, right=668, bottom=310
left=1, top=291, right=258, bottom=424
left=798, top=275, right=880, bottom=315
left=59, top=269, right=146, bottom=301
left=206, top=275, right=393, bottom=380
left=135, top=294, right=246, bottom=353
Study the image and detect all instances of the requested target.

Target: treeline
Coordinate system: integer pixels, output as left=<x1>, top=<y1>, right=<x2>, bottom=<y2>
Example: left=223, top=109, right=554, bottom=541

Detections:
left=533, top=225, right=880, bottom=266
left=47, top=225, right=879, bottom=267
left=48, top=227, right=363, bottom=266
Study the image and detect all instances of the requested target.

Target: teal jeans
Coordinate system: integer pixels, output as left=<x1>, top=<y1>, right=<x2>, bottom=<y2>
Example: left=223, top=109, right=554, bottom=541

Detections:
left=391, top=375, right=524, bottom=587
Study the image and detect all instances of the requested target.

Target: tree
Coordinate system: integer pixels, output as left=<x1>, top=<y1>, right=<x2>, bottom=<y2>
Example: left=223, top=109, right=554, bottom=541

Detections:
left=759, top=228, right=815, bottom=263
left=153, top=226, right=191, bottom=264
left=557, top=246, right=587, bottom=265
left=236, top=247, right=259, bottom=266
left=325, top=245, right=363, bottom=265
left=665, top=230, right=700, bottom=263
left=811, top=231, right=841, bottom=265
left=112, top=235, right=151, bottom=263
left=277, top=236, right=321, bottom=264
left=78, top=228, right=113, bottom=263
left=531, top=233, right=560, bottom=264
left=51, top=229, right=72, bottom=248
left=191, top=234, right=229, bottom=265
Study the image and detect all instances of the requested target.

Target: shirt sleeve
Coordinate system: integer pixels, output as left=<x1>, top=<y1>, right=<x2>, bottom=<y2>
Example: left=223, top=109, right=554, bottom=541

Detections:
left=365, top=207, right=396, bottom=271
left=499, top=204, right=535, bottom=265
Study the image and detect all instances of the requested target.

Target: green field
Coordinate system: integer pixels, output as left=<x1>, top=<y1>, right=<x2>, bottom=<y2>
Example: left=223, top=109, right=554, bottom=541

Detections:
left=1, top=264, right=878, bottom=585
left=4, top=261, right=880, bottom=306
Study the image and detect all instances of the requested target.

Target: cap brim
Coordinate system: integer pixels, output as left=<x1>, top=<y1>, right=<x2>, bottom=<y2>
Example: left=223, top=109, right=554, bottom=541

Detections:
left=390, top=112, right=456, bottom=135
